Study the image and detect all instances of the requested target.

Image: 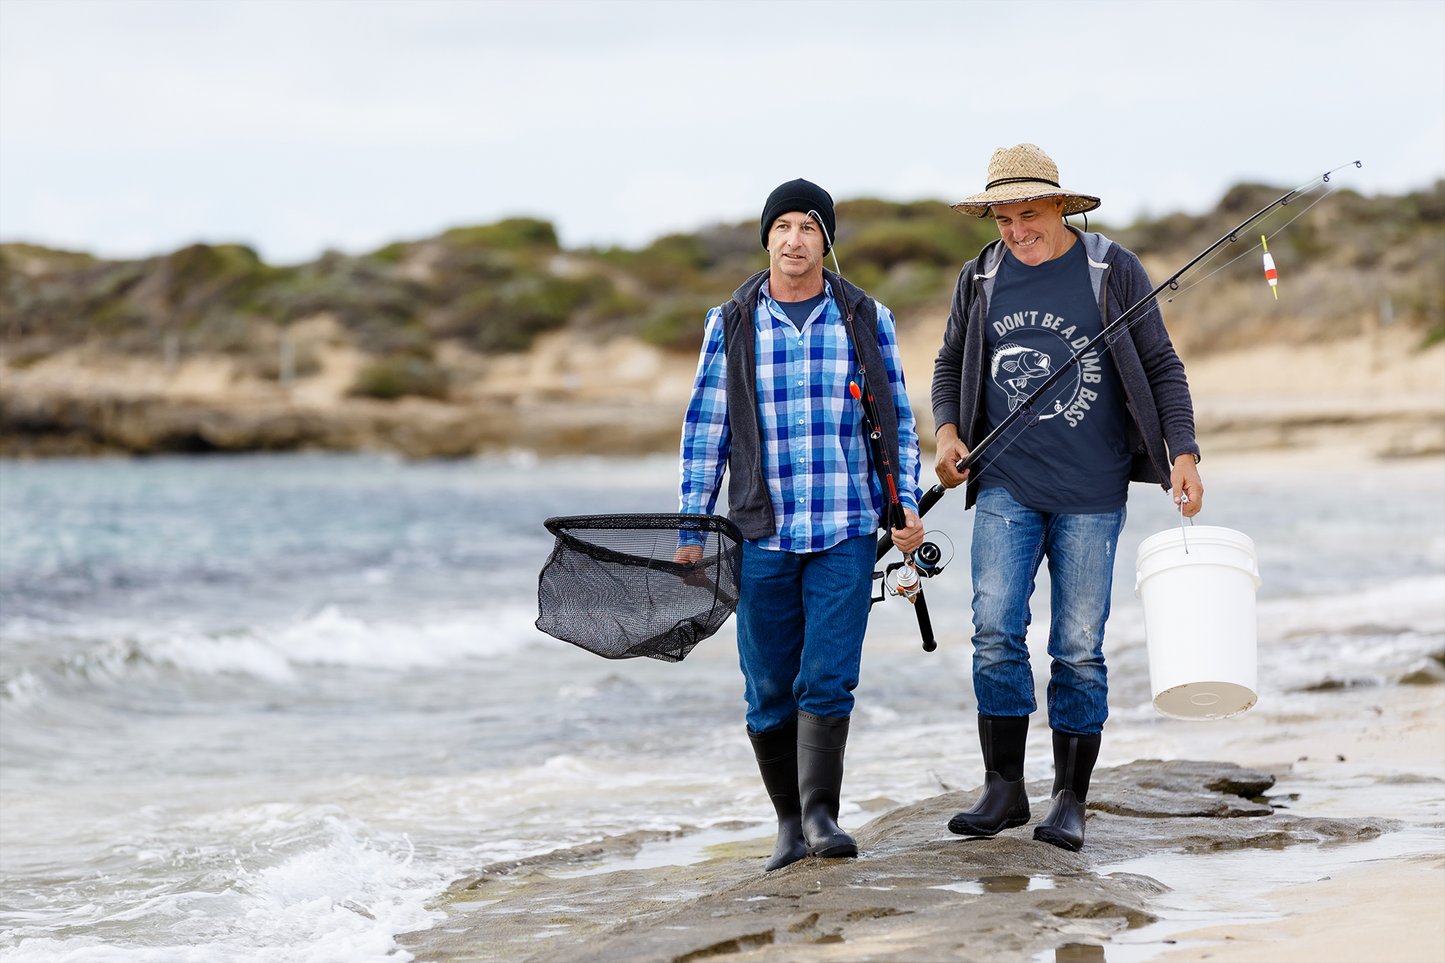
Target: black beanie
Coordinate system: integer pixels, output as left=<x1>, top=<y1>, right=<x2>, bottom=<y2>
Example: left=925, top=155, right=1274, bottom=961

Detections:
left=760, top=178, right=835, bottom=253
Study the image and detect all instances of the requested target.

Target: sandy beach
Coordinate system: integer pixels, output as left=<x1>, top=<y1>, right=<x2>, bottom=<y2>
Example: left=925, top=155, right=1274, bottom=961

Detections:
left=1159, top=855, right=1444, bottom=963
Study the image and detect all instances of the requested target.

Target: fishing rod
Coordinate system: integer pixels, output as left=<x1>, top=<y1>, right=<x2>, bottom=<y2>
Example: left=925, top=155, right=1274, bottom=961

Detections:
left=810, top=209, right=940, bottom=651
left=874, top=160, right=1363, bottom=560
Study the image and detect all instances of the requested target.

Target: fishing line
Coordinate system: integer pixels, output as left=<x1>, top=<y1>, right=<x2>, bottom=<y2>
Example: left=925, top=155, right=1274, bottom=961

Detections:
left=1089, top=180, right=1337, bottom=332
left=1081, top=178, right=1342, bottom=349
left=1164, top=184, right=1338, bottom=303
left=1112, top=163, right=1355, bottom=316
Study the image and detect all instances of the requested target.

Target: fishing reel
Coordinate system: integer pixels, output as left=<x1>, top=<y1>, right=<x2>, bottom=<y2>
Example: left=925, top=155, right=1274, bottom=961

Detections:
left=876, top=536, right=951, bottom=598
left=871, top=532, right=954, bottom=653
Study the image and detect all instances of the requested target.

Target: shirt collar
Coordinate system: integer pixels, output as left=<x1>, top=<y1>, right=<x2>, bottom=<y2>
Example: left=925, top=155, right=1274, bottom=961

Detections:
left=758, top=278, right=836, bottom=333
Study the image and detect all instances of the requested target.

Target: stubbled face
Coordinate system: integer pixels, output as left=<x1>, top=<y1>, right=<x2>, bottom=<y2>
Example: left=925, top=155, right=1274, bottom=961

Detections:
left=992, top=197, right=1071, bottom=266
left=767, top=211, right=826, bottom=279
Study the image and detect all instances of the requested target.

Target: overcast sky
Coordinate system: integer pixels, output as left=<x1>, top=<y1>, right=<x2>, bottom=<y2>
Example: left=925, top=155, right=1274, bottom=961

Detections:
left=2, top=0, right=1442, bottom=264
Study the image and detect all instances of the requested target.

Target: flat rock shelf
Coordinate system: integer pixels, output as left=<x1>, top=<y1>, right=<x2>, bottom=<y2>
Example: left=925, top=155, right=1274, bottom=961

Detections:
left=397, top=760, right=1398, bottom=963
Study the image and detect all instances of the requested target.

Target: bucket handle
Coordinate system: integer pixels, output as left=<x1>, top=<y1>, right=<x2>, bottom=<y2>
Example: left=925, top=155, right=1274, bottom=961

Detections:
left=1178, top=493, right=1192, bottom=554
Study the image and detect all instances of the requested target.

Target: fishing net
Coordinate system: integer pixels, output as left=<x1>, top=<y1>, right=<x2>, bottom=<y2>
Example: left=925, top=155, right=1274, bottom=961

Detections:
left=536, top=513, right=744, bottom=662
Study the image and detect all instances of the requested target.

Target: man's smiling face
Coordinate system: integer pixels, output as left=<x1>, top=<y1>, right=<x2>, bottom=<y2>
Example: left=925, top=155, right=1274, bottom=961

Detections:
left=992, top=197, right=1071, bottom=266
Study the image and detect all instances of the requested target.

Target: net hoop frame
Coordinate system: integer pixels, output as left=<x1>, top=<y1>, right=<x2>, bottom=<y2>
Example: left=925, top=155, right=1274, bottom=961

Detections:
left=536, top=513, right=743, bottom=662
left=542, top=513, right=742, bottom=579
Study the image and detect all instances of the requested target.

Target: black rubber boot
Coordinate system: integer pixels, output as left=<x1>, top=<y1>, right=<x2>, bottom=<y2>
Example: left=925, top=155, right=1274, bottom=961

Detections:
left=947, top=714, right=1030, bottom=837
left=1033, top=730, right=1101, bottom=852
left=747, top=719, right=807, bottom=872
left=796, top=711, right=857, bottom=859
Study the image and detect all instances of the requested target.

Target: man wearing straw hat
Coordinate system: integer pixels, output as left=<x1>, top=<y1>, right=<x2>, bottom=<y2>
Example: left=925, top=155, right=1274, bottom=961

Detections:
left=931, top=144, right=1204, bottom=851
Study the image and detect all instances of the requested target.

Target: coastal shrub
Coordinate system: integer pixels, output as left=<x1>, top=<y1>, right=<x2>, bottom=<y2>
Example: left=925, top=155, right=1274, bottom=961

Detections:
left=872, top=262, right=951, bottom=311
left=640, top=297, right=715, bottom=349
left=846, top=222, right=969, bottom=270
left=450, top=277, right=594, bottom=352
left=155, top=244, right=273, bottom=322
left=443, top=218, right=559, bottom=251
left=585, top=281, right=645, bottom=323
left=4, top=187, right=1439, bottom=367
left=370, top=242, right=409, bottom=264
left=1411, top=181, right=1445, bottom=223
left=251, top=254, right=428, bottom=354
left=434, top=246, right=517, bottom=289
left=5, top=350, right=49, bottom=369
left=351, top=354, right=449, bottom=400
left=599, top=235, right=711, bottom=292
left=836, top=199, right=995, bottom=273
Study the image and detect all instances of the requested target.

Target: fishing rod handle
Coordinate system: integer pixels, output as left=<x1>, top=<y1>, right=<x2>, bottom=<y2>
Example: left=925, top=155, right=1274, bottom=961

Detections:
left=918, top=484, right=947, bottom=516
left=915, top=588, right=936, bottom=652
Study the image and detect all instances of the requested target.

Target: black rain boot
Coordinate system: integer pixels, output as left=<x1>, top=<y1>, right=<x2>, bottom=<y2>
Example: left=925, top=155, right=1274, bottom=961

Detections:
left=947, top=714, right=1031, bottom=836
left=796, top=711, right=857, bottom=859
left=1033, top=730, right=1101, bottom=852
left=747, top=719, right=807, bottom=872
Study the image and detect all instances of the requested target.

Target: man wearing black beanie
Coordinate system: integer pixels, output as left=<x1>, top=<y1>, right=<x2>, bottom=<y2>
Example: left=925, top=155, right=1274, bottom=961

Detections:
left=758, top=178, right=836, bottom=255
left=675, top=178, right=924, bottom=870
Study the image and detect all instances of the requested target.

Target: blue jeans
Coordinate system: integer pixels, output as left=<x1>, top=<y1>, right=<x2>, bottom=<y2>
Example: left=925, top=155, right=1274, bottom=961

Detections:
left=970, top=486, right=1125, bottom=735
left=736, top=534, right=876, bottom=732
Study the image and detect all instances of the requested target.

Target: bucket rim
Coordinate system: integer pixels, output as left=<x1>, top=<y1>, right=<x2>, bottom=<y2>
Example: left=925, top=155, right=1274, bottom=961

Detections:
left=1136, top=524, right=1256, bottom=557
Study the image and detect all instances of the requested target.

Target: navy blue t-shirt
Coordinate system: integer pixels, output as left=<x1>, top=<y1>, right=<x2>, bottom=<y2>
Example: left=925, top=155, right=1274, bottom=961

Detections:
left=977, top=242, right=1132, bottom=514
left=776, top=292, right=826, bottom=328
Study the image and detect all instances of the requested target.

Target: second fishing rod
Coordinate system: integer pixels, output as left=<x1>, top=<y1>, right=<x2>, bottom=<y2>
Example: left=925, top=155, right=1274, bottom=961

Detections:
left=874, top=161, right=1362, bottom=559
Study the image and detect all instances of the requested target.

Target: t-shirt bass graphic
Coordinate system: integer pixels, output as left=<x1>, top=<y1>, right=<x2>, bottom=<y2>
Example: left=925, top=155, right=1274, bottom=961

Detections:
left=977, top=242, right=1132, bottom=515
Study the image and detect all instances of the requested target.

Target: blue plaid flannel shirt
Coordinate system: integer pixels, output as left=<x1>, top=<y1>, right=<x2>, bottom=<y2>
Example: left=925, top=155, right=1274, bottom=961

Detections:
left=679, top=279, right=921, bottom=552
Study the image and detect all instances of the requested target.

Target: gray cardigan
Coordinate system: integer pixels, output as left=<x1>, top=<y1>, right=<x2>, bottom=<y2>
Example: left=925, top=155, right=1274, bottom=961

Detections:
left=721, top=269, right=906, bottom=541
left=931, top=230, right=1199, bottom=508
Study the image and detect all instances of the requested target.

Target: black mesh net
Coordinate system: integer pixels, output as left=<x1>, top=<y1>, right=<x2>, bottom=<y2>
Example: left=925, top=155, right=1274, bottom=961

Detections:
left=536, top=513, right=744, bottom=663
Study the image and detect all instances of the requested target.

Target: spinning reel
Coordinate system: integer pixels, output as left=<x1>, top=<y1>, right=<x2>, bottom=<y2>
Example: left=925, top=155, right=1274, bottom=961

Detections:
left=871, top=533, right=955, bottom=652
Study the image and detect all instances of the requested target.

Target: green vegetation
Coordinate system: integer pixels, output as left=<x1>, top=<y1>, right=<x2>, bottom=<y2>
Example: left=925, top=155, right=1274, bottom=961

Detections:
left=351, top=354, right=449, bottom=400
left=3, top=181, right=1440, bottom=399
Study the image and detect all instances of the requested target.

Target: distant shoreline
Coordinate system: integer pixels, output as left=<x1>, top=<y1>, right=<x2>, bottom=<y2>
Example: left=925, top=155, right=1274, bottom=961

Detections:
left=4, top=319, right=1440, bottom=462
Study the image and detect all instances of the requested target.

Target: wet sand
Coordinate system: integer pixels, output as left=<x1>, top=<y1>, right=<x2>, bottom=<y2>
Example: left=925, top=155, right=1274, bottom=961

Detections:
left=1158, top=855, right=1445, bottom=963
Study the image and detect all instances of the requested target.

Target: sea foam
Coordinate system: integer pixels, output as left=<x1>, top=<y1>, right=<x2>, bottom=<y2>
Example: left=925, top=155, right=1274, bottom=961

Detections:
left=1, top=803, right=448, bottom=963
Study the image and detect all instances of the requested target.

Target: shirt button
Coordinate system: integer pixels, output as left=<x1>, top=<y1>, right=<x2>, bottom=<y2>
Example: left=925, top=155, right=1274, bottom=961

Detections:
left=798, top=419, right=804, bottom=424
left=797, top=381, right=803, bottom=386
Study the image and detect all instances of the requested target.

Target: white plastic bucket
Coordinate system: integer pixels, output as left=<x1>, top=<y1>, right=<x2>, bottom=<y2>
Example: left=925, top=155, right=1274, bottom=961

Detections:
left=1134, top=525, right=1261, bottom=720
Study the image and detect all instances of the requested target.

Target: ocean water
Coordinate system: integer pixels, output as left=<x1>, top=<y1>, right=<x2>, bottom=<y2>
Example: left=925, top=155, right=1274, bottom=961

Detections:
left=2, top=452, right=1442, bottom=961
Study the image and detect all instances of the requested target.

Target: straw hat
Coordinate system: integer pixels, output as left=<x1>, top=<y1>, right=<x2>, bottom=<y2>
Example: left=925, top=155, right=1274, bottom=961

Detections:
left=953, top=143, right=1100, bottom=218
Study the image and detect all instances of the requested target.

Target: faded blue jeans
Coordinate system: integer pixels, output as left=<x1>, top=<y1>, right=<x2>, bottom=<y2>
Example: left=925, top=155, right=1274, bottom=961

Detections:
left=736, top=534, right=875, bottom=733
left=970, top=486, right=1126, bottom=735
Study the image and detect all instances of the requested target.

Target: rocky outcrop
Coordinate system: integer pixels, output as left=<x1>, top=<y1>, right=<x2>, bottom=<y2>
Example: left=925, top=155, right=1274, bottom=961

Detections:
left=397, top=760, right=1398, bottom=963
left=0, top=387, right=686, bottom=458
left=0, top=328, right=696, bottom=458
